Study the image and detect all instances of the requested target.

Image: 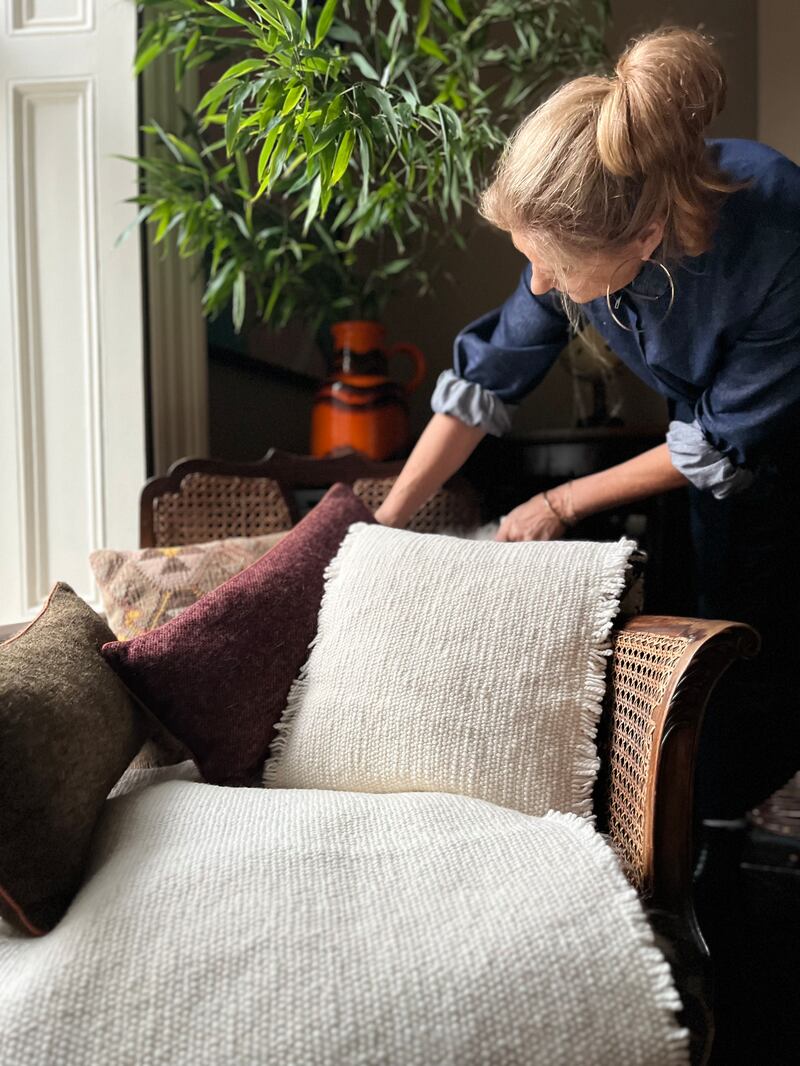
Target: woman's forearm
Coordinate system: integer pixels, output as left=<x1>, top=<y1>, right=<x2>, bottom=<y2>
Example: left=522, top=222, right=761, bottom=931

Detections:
left=552, top=442, right=689, bottom=521
left=374, top=413, right=486, bottom=527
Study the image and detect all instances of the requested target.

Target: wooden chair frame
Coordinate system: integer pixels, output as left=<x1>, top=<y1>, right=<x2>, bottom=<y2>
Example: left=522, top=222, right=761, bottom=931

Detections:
left=138, top=448, right=760, bottom=1064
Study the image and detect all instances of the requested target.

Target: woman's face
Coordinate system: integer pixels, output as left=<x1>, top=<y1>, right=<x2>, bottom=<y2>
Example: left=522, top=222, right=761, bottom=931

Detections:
left=510, top=223, right=665, bottom=304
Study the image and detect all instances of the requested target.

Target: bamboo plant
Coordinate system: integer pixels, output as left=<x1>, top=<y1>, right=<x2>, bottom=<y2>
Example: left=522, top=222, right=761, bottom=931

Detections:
left=128, top=0, right=610, bottom=340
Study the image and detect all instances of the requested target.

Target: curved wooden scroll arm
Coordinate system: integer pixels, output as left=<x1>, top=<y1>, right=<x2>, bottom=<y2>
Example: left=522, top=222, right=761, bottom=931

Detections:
left=599, top=615, right=760, bottom=1065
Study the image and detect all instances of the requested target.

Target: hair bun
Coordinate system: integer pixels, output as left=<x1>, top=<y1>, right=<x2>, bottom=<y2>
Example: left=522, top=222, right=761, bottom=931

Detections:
left=597, top=27, right=726, bottom=177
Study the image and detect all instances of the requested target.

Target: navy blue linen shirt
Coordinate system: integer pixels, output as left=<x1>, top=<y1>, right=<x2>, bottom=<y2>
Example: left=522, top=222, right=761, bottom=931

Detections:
left=430, top=138, right=800, bottom=496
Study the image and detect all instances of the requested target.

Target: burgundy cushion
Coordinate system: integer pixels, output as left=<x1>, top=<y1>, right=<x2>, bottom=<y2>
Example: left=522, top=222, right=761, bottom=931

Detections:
left=100, top=484, right=375, bottom=784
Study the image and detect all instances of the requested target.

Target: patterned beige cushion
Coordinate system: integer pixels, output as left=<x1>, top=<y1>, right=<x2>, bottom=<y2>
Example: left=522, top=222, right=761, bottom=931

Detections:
left=89, top=533, right=289, bottom=641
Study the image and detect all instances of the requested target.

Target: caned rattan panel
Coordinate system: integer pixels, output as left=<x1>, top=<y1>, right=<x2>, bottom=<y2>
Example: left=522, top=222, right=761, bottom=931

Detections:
left=151, top=473, right=293, bottom=547
left=353, top=477, right=481, bottom=533
left=605, top=629, right=691, bottom=891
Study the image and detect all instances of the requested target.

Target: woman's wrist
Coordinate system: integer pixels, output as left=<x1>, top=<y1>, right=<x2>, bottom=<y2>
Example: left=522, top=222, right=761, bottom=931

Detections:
left=539, top=491, right=568, bottom=529
left=543, top=481, right=580, bottom=526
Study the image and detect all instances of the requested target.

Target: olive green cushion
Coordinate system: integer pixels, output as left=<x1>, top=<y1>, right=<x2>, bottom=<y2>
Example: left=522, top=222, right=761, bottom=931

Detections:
left=0, top=582, right=147, bottom=936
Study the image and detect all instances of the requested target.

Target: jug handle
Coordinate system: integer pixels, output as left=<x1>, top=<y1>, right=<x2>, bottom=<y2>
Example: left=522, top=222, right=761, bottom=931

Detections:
left=387, top=342, right=426, bottom=396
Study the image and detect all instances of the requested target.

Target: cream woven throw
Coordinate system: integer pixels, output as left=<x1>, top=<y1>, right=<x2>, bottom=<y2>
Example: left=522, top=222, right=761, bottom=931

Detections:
left=265, top=523, right=637, bottom=817
left=0, top=773, right=688, bottom=1065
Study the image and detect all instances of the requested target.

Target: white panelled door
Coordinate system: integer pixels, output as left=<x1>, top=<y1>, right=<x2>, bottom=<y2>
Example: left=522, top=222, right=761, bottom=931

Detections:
left=0, top=0, right=146, bottom=625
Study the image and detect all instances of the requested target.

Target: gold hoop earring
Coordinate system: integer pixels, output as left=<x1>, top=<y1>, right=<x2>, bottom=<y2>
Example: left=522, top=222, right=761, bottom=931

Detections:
left=605, top=258, right=675, bottom=333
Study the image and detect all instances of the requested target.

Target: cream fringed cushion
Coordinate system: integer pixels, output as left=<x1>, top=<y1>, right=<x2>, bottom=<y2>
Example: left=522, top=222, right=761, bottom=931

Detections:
left=264, top=523, right=637, bottom=817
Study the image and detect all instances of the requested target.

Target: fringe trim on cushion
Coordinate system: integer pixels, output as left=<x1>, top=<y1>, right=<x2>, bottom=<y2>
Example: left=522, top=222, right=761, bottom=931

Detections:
left=570, top=537, right=638, bottom=821
left=543, top=810, right=691, bottom=1064
left=263, top=522, right=372, bottom=787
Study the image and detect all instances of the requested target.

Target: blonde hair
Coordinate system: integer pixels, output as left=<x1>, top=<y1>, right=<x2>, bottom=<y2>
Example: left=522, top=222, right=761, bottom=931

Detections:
left=480, top=27, right=742, bottom=275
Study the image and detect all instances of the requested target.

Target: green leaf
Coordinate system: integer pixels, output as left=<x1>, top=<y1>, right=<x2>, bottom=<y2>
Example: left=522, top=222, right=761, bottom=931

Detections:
left=327, top=22, right=361, bottom=45
left=319, top=182, right=333, bottom=217
left=363, top=85, right=399, bottom=142
left=284, top=165, right=316, bottom=196
left=265, top=274, right=285, bottom=319
left=357, top=129, right=370, bottom=198
left=265, top=0, right=302, bottom=36
left=146, top=120, right=183, bottom=163
left=306, top=116, right=346, bottom=159
left=245, top=0, right=301, bottom=38
left=220, top=58, right=265, bottom=82
left=449, top=167, right=461, bottom=218
left=232, top=270, right=247, bottom=331
left=281, top=84, right=305, bottom=115
left=235, top=151, right=251, bottom=197
left=225, top=97, right=243, bottom=156
left=398, top=88, right=418, bottom=110
left=166, top=134, right=203, bottom=169
left=265, top=124, right=294, bottom=186
left=242, top=0, right=284, bottom=35
left=443, top=0, right=466, bottom=22
left=206, top=3, right=251, bottom=28
left=415, top=0, right=431, bottom=44
left=197, top=79, right=233, bottom=117
left=153, top=210, right=183, bottom=245
left=330, top=128, right=354, bottom=185
left=382, top=257, right=411, bottom=275
left=323, top=93, right=344, bottom=125
left=318, top=138, right=337, bottom=186
left=351, top=53, right=379, bottom=81
left=418, top=36, right=447, bottom=63
left=314, top=0, right=338, bottom=48
left=204, top=258, right=237, bottom=307
left=134, top=40, right=165, bottom=77
left=183, top=29, right=201, bottom=61
left=115, top=204, right=153, bottom=248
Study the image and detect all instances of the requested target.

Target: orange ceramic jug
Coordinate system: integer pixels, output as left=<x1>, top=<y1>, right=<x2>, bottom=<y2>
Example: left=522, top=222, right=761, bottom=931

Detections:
left=310, top=320, right=426, bottom=460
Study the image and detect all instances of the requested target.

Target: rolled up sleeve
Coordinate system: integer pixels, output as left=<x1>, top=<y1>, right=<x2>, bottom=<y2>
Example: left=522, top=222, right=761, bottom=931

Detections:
left=667, top=246, right=800, bottom=497
left=431, top=263, right=570, bottom=436
left=666, top=418, right=755, bottom=497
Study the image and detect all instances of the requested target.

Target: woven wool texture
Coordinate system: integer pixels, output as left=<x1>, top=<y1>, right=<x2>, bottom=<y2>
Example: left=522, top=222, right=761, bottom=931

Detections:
left=90, top=531, right=289, bottom=640
left=0, top=583, right=146, bottom=936
left=265, top=524, right=637, bottom=817
left=100, top=485, right=375, bottom=785
left=0, top=774, right=689, bottom=1065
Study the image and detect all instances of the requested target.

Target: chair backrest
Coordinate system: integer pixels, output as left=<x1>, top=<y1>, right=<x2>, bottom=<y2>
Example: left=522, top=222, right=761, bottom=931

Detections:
left=140, top=448, right=482, bottom=548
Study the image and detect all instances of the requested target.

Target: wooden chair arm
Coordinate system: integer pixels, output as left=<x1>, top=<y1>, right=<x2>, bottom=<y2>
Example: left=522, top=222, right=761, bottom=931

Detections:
left=597, top=616, right=759, bottom=1066
left=598, top=615, right=760, bottom=909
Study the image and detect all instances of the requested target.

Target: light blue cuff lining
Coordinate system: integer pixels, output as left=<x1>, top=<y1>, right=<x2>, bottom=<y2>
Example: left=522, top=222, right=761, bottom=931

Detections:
left=430, top=369, right=517, bottom=437
left=666, top=418, right=755, bottom=498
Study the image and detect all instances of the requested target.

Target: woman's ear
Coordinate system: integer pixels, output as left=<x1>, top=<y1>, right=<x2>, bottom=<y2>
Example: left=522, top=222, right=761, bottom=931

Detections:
left=638, top=219, right=666, bottom=259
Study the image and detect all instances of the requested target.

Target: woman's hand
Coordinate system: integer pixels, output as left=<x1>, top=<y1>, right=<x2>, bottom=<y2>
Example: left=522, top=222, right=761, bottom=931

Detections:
left=494, top=494, right=566, bottom=542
